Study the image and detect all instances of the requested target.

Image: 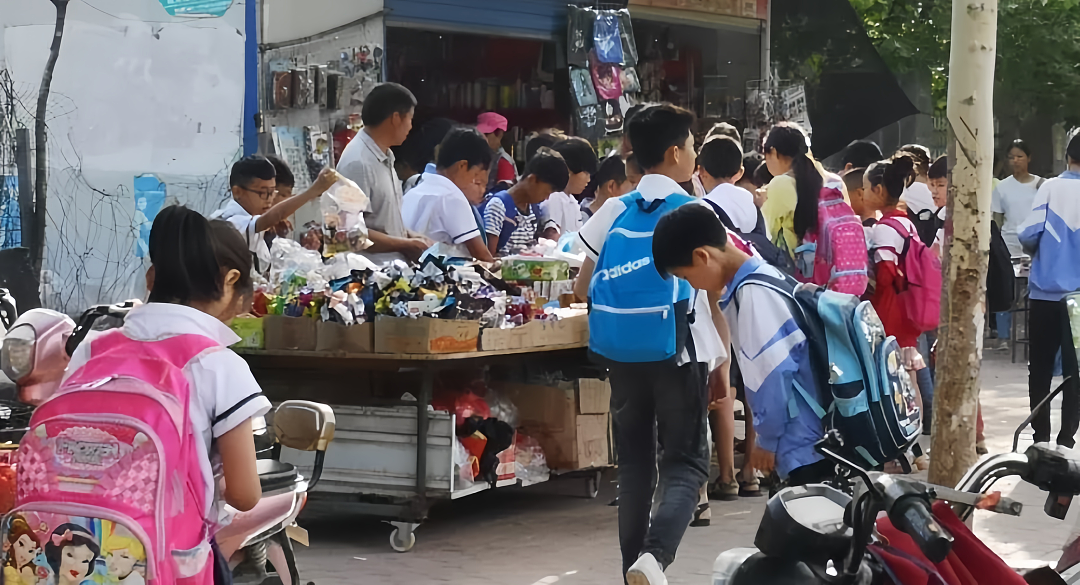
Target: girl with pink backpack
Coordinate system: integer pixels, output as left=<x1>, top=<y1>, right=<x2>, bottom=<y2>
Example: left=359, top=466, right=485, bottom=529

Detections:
left=865, top=155, right=942, bottom=457
left=7, top=206, right=269, bottom=584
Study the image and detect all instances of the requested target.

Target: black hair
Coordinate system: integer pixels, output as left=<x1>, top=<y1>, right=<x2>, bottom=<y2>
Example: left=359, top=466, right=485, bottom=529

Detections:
left=1008, top=138, right=1032, bottom=158
left=1069, top=133, right=1080, bottom=163
left=865, top=155, right=916, bottom=205
left=594, top=155, right=627, bottom=188
left=842, top=167, right=866, bottom=192
left=929, top=155, right=948, bottom=180
left=148, top=206, right=254, bottom=305
left=361, top=82, right=417, bottom=127
left=525, top=132, right=565, bottom=162
left=623, top=103, right=653, bottom=134
left=45, top=524, right=99, bottom=578
left=897, top=144, right=931, bottom=177
left=741, top=153, right=764, bottom=186
left=752, top=155, right=773, bottom=186
left=628, top=103, right=695, bottom=171
left=698, top=135, right=743, bottom=180
left=653, top=204, right=729, bottom=277
left=436, top=127, right=493, bottom=171
left=841, top=140, right=883, bottom=170
left=553, top=137, right=600, bottom=175
left=523, top=148, right=570, bottom=192
left=397, top=117, right=455, bottom=174
left=764, top=122, right=821, bottom=239
left=705, top=122, right=741, bottom=144
left=265, top=154, right=294, bottom=188
left=625, top=152, right=641, bottom=177
left=229, top=155, right=275, bottom=189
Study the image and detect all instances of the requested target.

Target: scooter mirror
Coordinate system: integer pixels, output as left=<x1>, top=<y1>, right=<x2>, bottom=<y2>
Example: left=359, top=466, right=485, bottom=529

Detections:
left=272, top=400, right=336, bottom=452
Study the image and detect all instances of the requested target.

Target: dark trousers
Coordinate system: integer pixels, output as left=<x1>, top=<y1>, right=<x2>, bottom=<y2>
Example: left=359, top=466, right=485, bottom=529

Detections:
left=1028, top=299, right=1080, bottom=447
left=609, top=360, right=709, bottom=577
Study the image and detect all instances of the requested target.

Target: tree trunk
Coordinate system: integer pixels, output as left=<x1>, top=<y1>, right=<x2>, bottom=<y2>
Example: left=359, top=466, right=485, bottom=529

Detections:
left=929, top=0, right=998, bottom=487
left=32, top=0, right=70, bottom=280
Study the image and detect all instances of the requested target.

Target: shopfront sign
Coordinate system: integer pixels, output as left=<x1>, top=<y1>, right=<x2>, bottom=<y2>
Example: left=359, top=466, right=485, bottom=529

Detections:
left=157, top=0, right=232, bottom=17
left=628, top=0, right=767, bottom=20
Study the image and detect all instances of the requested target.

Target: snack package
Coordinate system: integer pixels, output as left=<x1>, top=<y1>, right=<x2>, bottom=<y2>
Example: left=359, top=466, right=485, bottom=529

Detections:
left=321, top=177, right=372, bottom=256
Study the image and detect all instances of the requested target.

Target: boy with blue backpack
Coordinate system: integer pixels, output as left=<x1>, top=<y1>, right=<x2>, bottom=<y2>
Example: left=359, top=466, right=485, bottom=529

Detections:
left=482, top=148, right=570, bottom=256
left=573, top=104, right=729, bottom=585
left=653, top=204, right=923, bottom=487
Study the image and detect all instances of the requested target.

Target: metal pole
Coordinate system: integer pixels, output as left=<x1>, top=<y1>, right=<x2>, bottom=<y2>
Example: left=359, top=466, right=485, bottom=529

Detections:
left=14, top=128, right=33, bottom=252
left=761, top=0, right=771, bottom=84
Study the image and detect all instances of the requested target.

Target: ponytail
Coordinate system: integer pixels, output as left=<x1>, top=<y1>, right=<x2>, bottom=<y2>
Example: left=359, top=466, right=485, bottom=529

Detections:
left=865, top=155, right=915, bottom=206
left=765, top=122, right=822, bottom=239
left=148, top=206, right=253, bottom=304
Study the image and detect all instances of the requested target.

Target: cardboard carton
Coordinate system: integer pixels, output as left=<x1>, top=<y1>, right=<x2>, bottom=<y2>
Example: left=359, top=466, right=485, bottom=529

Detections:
left=263, top=315, right=317, bottom=351
left=577, top=378, right=611, bottom=414
left=480, top=315, right=589, bottom=351
left=230, top=316, right=264, bottom=349
left=315, top=321, right=375, bottom=353
left=374, top=316, right=480, bottom=354
left=493, top=381, right=610, bottom=471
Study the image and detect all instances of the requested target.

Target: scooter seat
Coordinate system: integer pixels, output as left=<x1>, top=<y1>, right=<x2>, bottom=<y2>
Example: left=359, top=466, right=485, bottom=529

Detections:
left=258, top=459, right=300, bottom=492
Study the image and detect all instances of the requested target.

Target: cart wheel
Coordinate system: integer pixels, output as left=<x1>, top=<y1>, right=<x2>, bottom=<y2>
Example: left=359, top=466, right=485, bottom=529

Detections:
left=390, top=528, right=416, bottom=553
left=584, top=470, right=601, bottom=499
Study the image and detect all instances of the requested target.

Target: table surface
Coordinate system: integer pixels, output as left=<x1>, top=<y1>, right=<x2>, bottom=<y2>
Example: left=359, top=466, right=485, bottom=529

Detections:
left=235, top=342, right=588, bottom=366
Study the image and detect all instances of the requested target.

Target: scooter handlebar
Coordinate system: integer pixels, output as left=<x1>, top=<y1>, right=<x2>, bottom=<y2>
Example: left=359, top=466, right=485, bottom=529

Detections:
left=893, top=496, right=953, bottom=564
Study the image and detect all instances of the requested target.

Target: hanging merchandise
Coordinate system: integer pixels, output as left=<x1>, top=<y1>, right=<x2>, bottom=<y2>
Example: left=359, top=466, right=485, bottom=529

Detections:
left=311, top=64, right=328, bottom=109
left=620, top=67, right=641, bottom=94
left=567, top=5, right=595, bottom=68
left=575, top=104, right=606, bottom=143
left=321, top=177, right=371, bottom=257
left=293, top=67, right=313, bottom=108
left=593, top=12, right=624, bottom=65
left=570, top=67, right=598, bottom=107
left=269, top=59, right=293, bottom=109
left=616, top=9, right=639, bottom=67
left=589, top=50, right=623, bottom=101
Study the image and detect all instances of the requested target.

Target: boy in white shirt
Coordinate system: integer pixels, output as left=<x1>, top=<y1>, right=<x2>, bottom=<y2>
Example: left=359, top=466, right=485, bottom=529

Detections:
left=402, top=127, right=494, bottom=261
left=211, top=155, right=337, bottom=272
left=698, top=136, right=758, bottom=234
left=541, top=137, right=599, bottom=236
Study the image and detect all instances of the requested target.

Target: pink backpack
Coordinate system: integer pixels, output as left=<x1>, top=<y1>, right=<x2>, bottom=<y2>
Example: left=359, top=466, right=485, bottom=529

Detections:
left=881, top=217, right=942, bottom=333
left=794, top=182, right=870, bottom=296
left=7, top=330, right=220, bottom=585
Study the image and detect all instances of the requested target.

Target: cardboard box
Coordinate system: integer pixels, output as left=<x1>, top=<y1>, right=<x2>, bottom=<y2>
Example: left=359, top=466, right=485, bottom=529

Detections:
left=577, top=378, right=611, bottom=414
left=374, top=316, right=480, bottom=354
left=315, top=321, right=375, bottom=353
left=493, top=382, right=610, bottom=471
left=480, top=315, right=589, bottom=351
left=230, top=316, right=264, bottom=349
left=263, top=315, right=317, bottom=351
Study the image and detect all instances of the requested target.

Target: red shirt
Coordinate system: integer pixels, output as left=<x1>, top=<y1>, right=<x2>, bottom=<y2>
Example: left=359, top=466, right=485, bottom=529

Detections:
left=870, top=209, right=921, bottom=347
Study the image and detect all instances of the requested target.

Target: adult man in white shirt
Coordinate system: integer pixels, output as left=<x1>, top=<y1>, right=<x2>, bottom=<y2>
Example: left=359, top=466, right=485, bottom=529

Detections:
left=402, top=128, right=494, bottom=261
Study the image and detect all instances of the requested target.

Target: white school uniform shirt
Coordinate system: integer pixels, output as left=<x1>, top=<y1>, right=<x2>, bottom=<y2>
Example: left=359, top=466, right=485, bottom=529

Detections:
left=541, top=191, right=584, bottom=234
left=63, top=303, right=272, bottom=529
left=577, top=174, right=726, bottom=366
left=900, top=182, right=935, bottom=214
left=703, top=183, right=758, bottom=233
left=402, top=172, right=482, bottom=258
left=209, top=200, right=271, bottom=273
left=870, top=213, right=918, bottom=264
left=992, top=174, right=1043, bottom=256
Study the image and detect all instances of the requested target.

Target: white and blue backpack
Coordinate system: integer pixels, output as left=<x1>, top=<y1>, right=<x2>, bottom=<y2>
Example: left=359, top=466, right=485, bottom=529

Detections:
left=734, top=272, right=922, bottom=469
left=588, top=192, right=697, bottom=363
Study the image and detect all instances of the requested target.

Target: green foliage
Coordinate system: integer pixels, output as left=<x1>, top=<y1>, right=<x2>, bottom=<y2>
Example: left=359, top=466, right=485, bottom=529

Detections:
left=850, top=0, right=1080, bottom=123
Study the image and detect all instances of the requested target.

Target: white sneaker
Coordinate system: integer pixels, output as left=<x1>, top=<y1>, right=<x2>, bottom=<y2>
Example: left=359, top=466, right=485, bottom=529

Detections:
left=626, top=553, right=668, bottom=585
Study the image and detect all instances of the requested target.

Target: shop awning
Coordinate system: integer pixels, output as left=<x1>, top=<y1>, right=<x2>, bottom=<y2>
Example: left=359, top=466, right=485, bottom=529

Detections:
left=385, top=0, right=570, bottom=40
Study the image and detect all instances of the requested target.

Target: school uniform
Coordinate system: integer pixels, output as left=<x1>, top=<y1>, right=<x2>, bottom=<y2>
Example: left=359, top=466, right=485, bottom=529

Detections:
left=64, top=303, right=272, bottom=531
left=720, top=257, right=827, bottom=481
left=402, top=172, right=483, bottom=258
left=541, top=191, right=584, bottom=234
left=703, top=183, right=758, bottom=234
left=1018, top=170, right=1080, bottom=446
left=577, top=174, right=724, bottom=574
left=209, top=200, right=271, bottom=273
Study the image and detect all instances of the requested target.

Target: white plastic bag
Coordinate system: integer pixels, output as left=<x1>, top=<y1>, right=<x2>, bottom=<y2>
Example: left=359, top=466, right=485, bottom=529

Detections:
left=321, top=177, right=372, bottom=256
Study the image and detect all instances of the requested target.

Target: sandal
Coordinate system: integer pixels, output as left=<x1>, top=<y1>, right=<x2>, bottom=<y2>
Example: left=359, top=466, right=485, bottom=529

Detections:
left=738, top=474, right=764, bottom=498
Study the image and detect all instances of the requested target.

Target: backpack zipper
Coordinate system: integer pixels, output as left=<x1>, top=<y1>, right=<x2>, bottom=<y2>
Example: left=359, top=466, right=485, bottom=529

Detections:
left=592, top=304, right=669, bottom=319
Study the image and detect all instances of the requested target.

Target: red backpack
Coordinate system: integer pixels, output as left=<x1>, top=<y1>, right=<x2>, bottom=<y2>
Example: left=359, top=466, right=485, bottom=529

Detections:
left=880, top=217, right=942, bottom=333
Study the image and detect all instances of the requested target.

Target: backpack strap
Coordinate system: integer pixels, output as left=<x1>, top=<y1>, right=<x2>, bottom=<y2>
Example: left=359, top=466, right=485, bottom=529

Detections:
left=703, top=198, right=737, bottom=232
left=483, top=191, right=522, bottom=252
left=879, top=217, right=913, bottom=259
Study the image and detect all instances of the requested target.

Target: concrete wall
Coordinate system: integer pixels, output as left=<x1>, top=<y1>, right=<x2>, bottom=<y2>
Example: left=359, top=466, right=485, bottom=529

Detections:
left=262, top=0, right=382, bottom=45
left=0, top=0, right=247, bottom=311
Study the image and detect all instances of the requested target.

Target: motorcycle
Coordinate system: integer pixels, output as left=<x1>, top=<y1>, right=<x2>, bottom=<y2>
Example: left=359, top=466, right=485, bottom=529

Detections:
left=0, top=302, right=335, bottom=585
left=713, top=378, right=1080, bottom=585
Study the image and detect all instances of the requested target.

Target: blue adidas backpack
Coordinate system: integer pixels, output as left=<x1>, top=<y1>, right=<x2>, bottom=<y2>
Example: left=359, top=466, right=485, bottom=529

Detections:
left=588, top=192, right=697, bottom=363
left=734, top=272, right=922, bottom=469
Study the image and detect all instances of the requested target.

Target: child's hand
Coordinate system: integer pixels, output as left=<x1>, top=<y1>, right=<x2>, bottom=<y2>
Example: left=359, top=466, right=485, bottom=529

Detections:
left=708, top=366, right=729, bottom=406
left=749, top=448, right=776, bottom=474
left=313, top=167, right=340, bottom=193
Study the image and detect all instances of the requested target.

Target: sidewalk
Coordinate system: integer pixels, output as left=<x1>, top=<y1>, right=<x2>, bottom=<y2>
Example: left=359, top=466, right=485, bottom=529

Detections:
left=292, top=351, right=1066, bottom=584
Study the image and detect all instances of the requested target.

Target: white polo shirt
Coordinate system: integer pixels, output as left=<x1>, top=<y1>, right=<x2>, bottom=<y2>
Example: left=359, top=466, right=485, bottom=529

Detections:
left=402, top=172, right=482, bottom=257
left=541, top=191, right=584, bottom=234
left=704, top=183, right=758, bottom=233
left=209, top=200, right=271, bottom=273
left=577, top=174, right=726, bottom=366
left=64, top=303, right=272, bottom=529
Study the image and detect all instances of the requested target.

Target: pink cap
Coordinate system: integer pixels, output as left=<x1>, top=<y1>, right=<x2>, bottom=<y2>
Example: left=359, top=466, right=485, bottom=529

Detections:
left=477, top=112, right=508, bottom=134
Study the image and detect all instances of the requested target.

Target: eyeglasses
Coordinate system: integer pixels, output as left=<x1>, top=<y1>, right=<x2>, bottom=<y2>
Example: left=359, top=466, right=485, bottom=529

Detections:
left=239, top=185, right=278, bottom=200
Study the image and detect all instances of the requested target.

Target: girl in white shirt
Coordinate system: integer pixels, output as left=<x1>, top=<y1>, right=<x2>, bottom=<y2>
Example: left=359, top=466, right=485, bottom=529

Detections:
left=992, top=139, right=1043, bottom=256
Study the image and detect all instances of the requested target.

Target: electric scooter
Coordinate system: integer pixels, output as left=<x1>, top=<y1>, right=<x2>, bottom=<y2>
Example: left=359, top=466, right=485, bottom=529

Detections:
left=0, top=303, right=335, bottom=585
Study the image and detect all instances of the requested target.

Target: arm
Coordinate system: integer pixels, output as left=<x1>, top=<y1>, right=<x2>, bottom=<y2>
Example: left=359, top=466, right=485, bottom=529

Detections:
left=707, top=290, right=732, bottom=404
left=219, top=419, right=261, bottom=512
left=992, top=212, right=1005, bottom=229
left=255, top=168, right=338, bottom=232
left=466, top=236, right=495, bottom=262
left=575, top=257, right=595, bottom=301
left=366, top=229, right=430, bottom=261
left=1018, top=182, right=1050, bottom=254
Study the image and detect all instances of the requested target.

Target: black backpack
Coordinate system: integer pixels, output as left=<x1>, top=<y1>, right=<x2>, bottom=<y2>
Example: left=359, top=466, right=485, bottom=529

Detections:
left=907, top=207, right=944, bottom=248
left=704, top=199, right=798, bottom=277
left=987, top=220, right=1016, bottom=312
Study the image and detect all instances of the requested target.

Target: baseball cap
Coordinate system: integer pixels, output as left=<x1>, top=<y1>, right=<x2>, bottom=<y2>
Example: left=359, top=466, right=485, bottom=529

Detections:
left=477, top=112, right=508, bottom=134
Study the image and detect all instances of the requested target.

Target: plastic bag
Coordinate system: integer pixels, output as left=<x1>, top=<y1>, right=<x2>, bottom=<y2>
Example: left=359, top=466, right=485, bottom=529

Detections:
left=589, top=50, right=623, bottom=101
left=515, top=434, right=549, bottom=484
left=593, top=12, right=624, bottom=64
left=486, top=388, right=519, bottom=429
left=321, top=177, right=372, bottom=257
left=453, top=437, right=478, bottom=488
left=269, top=238, right=326, bottom=294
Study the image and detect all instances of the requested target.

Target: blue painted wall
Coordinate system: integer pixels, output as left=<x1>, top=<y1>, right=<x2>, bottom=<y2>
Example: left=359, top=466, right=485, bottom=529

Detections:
left=384, top=0, right=569, bottom=39
left=243, top=0, right=258, bottom=156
